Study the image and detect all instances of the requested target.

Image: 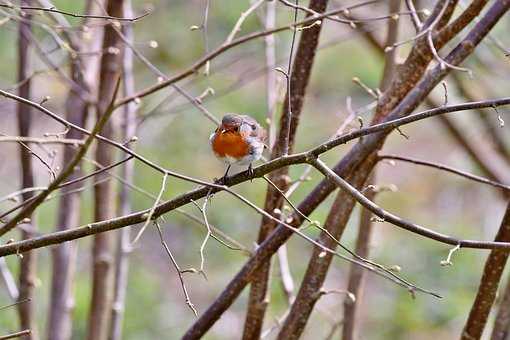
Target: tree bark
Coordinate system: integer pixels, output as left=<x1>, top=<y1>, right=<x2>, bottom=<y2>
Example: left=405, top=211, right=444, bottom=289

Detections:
left=491, top=276, right=510, bottom=340
left=47, top=0, right=104, bottom=338
left=461, top=202, right=510, bottom=340
left=87, top=2, right=124, bottom=340
left=276, top=156, right=376, bottom=339
left=109, top=1, right=136, bottom=338
left=242, top=0, right=329, bottom=338
left=341, top=175, right=376, bottom=340
left=16, top=3, right=38, bottom=339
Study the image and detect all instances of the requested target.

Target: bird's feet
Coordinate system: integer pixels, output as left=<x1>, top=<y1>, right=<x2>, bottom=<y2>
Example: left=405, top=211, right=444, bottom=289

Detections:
left=214, top=175, right=228, bottom=185
left=248, top=163, right=254, bottom=182
left=214, top=165, right=231, bottom=185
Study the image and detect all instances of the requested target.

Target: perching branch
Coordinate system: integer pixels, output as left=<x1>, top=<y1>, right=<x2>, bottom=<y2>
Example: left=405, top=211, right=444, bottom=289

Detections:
left=1, top=96, right=510, bottom=257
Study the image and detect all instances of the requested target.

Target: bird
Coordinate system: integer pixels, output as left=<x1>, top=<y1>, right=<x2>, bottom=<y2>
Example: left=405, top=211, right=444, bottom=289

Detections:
left=210, top=113, right=267, bottom=183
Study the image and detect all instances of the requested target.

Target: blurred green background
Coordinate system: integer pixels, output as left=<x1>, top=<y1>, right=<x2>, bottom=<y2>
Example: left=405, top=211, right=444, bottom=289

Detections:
left=0, top=0, right=509, bottom=339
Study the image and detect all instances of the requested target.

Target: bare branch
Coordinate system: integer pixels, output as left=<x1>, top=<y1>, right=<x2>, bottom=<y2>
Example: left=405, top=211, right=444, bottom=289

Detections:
left=1, top=97, right=510, bottom=257
left=0, top=2, right=150, bottom=22
left=224, top=0, right=265, bottom=45
left=378, top=154, right=510, bottom=192
left=0, top=329, right=31, bottom=340
left=130, top=173, right=168, bottom=244
left=154, top=221, right=198, bottom=316
left=114, top=1, right=393, bottom=108
left=0, top=136, right=84, bottom=145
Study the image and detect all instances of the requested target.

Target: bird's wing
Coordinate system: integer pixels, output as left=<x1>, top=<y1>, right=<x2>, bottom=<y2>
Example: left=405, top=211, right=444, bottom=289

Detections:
left=240, top=115, right=267, bottom=140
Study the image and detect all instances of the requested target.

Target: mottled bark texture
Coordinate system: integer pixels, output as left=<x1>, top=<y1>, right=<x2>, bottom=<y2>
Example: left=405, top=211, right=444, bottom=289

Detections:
left=461, top=202, right=510, bottom=340
left=242, top=0, right=329, bottom=338
left=491, top=277, right=510, bottom=340
left=16, top=3, right=38, bottom=339
left=276, top=156, right=376, bottom=339
left=87, top=1, right=124, bottom=340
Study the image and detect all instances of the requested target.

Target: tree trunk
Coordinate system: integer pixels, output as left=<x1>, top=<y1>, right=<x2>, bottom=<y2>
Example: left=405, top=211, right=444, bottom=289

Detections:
left=87, top=1, right=124, bottom=340
left=17, top=3, right=38, bottom=339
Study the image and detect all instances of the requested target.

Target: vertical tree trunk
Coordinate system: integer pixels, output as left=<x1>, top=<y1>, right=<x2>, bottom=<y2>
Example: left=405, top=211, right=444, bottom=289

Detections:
left=242, top=1, right=328, bottom=338
left=46, top=1, right=105, bottom=338
left=276, top=156, right=376, bottom=339
left=491, top=277, right=510, bottom=340
left=17, top=3, right=38, bottom=339
left=342, top=2, right=399, bottom=337
left=341, top=176, right=376, bottom=340
left=109, top=1, right=136, bottom=338
left=87, top=2, right=124, bottom=340
left=46, top=62, right=86, bottom=340
left=461, top=202, right=510, bottom=340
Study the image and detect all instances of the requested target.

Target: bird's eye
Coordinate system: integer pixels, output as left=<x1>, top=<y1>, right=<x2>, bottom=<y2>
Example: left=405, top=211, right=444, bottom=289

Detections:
left=233, top=126, right=239, bottom=132
left=251, top=124, right=256, bottom=130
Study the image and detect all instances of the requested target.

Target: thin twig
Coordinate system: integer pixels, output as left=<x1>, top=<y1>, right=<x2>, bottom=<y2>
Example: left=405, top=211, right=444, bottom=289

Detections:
left=282, top=0, right=299, bottom=156
left=198, top=190, right=213, bottom=277
left=379, top=154, right=510, bottom=191
left=114, top=0, right=389, bottom=108
left=0, top=298, right=30, bottom=311
left=0, top=258, right=18, bottom=299
left=0, top=136, right=84, bottom=145
left=0, top=329, right=31, bottom=340
left=131, top=173, right=168, bottom=244
left=108, top=13, right=220, bottom=125
left=0, top=2, right=150, bottom=21
left=154, top=220, right=198, bottom=316
left=405, top=0, right=422, bottom=31
left=0, top=157, right=134, bottom=218
left=224, top=0, right=265, bottom=45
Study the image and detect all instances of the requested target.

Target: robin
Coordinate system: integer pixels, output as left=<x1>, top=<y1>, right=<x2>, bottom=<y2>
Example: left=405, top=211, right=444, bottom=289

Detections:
left=210, top=113, right=267, bottom=183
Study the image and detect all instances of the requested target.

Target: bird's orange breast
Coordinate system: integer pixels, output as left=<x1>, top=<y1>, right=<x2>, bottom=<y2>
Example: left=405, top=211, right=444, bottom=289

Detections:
left=211, top=131, right=249, bottom=158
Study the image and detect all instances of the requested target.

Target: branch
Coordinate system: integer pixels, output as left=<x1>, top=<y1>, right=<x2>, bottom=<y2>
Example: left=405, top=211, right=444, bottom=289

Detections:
left=46, top=0, right=96, bottom=336
left=1, top=97, right=510, bottom=256
left=243, top=0, right=329, bottom=336
left=113, top=1, right=388, bottom=108
left=0, top=2, right=150, bottom=22
left=277, top=156, right=375, bottom=338
left=309, top=157, right=510, bottom=250
left=461, top=202, right=510, bottom=339
left=185, top=2, right=510, bottom=337
left=342, top=175, right=376, bottom=340
left=0, top=330, right=31, bottom=340
left=154, top=221, right=198, bottom=316
left=379, top=154, right=510, bottom=192
left=0, top=136, right=84, bottom=145
left=0, top=78, right=121, bottom=236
